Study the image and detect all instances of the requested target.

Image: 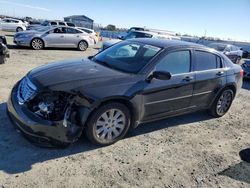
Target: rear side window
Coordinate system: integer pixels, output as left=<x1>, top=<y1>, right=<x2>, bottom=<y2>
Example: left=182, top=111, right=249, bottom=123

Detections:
left=195, top=51, right=222, bottom=71
left=50, top=22, right=57, bottom=26
left=66, top=28, right=81, bottom=34
left=155, top=50, right=191, bottom=75
left=58, top=22, right=66, bottom=26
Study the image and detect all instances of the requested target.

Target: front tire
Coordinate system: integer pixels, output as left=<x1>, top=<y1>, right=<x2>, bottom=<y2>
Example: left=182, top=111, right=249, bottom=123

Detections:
left=78, top=40, right=88, bottom=51
left=209, top=89, right=234, bottom=117
left=31, top=38, right=44, bottom=50
left=86, top=103, right=131, bottom=146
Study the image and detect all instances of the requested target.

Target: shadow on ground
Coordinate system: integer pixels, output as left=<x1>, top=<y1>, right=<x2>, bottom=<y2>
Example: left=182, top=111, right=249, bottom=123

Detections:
left=242, top=79, right=250, bottom=90
left=0, top=102, right=211, bottom=174
left=219, top=162, right=250, bottom=184
left=6, top=44, right=83, bottom=51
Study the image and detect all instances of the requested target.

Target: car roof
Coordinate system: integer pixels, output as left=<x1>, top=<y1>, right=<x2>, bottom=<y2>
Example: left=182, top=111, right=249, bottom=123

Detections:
left=128, top=38, right=204, bottom=49
left=77, top=27, right=94, bottom=32
left=209, top=42, right=239, bottom=48
left=4, top=18, right=20, bottom=21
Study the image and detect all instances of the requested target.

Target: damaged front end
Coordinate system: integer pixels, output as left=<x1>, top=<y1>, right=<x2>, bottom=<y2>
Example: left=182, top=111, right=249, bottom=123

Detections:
left=7, top=77, right=91, bottom=147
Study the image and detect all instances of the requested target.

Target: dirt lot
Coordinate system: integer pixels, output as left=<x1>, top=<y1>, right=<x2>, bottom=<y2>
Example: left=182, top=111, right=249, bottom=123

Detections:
left=0, top=31, right=250, bottom=188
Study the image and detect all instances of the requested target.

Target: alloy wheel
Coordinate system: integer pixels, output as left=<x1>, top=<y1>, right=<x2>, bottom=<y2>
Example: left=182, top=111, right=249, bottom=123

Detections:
left=216, top=90, right=233, bottom=116
left=79, top=41, right=87, bottom=51
left=32, top=39, right=43, bottom=50
left=94, top=109, right=126, bottom=141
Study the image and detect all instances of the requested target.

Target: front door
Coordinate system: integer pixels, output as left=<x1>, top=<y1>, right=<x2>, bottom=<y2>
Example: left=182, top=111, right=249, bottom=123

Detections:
left=43, top=27, right=66, bottom=47
left=142, top=50, right=195, bottom=121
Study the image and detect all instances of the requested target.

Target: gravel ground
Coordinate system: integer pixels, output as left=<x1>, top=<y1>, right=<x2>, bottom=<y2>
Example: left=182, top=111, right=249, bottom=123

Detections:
left=0, top=31, right=250, bottom=188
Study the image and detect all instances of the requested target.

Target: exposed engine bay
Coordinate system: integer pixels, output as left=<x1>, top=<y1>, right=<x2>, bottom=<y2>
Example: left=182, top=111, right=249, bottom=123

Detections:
left=26, top=91, right=84, bottom=129
left=27, top=92, right=70, bottom=121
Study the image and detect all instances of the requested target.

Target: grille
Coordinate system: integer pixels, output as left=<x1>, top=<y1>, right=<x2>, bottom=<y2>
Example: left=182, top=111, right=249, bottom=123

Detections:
left=17, top=77, right=37, bottom=105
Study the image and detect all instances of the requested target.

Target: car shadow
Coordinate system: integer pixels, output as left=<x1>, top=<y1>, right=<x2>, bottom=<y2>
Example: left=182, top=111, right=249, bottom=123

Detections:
left=242, top=79, right=250, bottom=90
left=218, top=149, right=250, bottom=184
left=0, top=102, right=212, bottom=174
left=7, top=44, right=83, bottom=51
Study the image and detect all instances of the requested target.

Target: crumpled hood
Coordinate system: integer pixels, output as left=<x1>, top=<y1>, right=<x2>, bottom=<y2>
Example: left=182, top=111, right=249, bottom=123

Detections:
left=27, top=58, right=131, bottom=90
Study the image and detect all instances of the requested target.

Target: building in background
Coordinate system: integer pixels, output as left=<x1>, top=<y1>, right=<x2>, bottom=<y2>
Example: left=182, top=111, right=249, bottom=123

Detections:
left=64, top=15, right=94, bottom=29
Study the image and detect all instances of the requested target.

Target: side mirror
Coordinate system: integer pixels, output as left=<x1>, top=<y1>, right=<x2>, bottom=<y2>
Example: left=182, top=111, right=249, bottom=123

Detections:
left=146, top=71, right=172, bottom=82
left=117, top=35, right=124, bottom=40
left=88, top=56, right=94, bottom=59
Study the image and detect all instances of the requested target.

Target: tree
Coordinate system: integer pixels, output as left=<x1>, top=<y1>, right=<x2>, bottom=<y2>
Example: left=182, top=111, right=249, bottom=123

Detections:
left=106, top=24, right=116, bottom=31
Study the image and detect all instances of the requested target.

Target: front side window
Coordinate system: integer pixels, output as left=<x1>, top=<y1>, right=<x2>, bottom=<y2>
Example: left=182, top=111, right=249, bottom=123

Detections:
left=52, top=27, right=66, bottom=34
left=195, top=51, right=222, bottom=71
left=93, top=41, right=161, bottom=73
left=155, top=51, right=191, bottom=75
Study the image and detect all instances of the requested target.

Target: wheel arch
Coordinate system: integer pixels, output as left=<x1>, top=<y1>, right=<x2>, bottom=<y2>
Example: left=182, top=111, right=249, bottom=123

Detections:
left=83, top=96, right=138, bottom=130
left=78, top=39, right=89, bottom=48
left=209, top=83, right=237, bottom=108
left=30, top=37, right=45, bottom=48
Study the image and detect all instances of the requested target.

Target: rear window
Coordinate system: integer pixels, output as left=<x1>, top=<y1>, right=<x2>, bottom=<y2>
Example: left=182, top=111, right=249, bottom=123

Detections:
left=195, top=51, right=222, bottom=71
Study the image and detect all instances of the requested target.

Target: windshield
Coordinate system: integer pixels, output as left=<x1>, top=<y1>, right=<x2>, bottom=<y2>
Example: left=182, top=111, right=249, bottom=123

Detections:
left=208, top=43, right=226, bottom=51
left=93, top=41, right=161, bottom=74
left=36, top=26, right=51, bottom=32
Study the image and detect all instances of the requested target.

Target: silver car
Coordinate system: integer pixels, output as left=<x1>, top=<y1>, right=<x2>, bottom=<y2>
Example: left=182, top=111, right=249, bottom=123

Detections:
left=14, top=26, right=94, bottom=51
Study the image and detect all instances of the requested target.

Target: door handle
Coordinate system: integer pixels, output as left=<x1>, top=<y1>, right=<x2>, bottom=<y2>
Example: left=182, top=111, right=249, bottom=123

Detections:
left=216, top=71, right=224, bottom=76
left=183, top=76, right=194, bottom=82
left=76, top=35, right=80, bottom=38
left=60, top=35, right=64, bottom=38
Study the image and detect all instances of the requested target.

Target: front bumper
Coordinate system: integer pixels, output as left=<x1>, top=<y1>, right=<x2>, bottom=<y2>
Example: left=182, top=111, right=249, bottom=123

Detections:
left=7, top=85, right=84, bottom=147
left=13, top=38, right=30, bottom=47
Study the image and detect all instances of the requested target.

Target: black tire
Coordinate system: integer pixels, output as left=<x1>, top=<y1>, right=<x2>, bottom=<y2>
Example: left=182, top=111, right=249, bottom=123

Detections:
left=236, top=56, right=241, bottom=64
left=16, top=27, right=23, bottom=32
left=31, top=38, right=44, bottom=50
left=86, top=102, right=131, bottom=146
left=209, top=88, right=234, bottom=117
left=78, top=40, right=88, bottom=51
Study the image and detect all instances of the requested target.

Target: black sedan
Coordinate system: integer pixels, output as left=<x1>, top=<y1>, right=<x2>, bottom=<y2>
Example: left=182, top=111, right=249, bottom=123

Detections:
left=0, top=35, right=7, bottom=45
left=242, top=59, right=250, bottom=79
left=7, top=38, right=243, bottom=147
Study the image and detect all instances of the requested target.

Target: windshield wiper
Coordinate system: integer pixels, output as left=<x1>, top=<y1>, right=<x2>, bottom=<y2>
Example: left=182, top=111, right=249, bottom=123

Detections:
left=92, top=58, right=112, bottom=69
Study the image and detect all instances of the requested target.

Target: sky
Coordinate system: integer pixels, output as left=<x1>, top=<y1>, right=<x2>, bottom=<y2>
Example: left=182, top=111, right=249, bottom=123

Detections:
left=0, top=0, right=250, bottom=41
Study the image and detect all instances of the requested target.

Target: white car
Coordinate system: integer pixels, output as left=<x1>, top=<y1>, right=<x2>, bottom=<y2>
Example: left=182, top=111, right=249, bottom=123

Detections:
left=77, top=27, right=98, bottom=44
left=0, top=18, right=26, bottom=32
left=101, top=30, right=181, bottom=51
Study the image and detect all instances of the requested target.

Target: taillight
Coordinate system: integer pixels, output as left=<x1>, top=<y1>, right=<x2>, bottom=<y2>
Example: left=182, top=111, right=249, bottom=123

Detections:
left=240, top=69, right=244, bottom=77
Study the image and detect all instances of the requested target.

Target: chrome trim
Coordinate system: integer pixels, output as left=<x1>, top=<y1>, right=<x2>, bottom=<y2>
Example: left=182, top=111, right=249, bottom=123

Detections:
left=17, top=77, right=37, bottom=105
left=145, top=91, right=213, bottom=105
left=145, top=94, right=192, bottom=105
left=193, top=91, right=213, bottom=96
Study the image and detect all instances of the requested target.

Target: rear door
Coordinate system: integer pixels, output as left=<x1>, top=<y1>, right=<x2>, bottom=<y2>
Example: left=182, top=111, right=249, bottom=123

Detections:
left=141, top=49, right=196, bottom=121
left=190, top=50, right=227, bottom=108
left=64, top=28, right=83, bottom=47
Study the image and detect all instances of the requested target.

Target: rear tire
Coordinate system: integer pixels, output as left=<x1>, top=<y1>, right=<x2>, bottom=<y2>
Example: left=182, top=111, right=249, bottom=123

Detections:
left=209, top=89, right=234, bottom=117
left=78, top=40, right=88, bottom=51
left=31, top=38, right=44, bottom=50
left=85, top=102, right=131, bottom=146
left=236, top=56, right=241, bottom=64
left=16, top=27, right=23, bottom=32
